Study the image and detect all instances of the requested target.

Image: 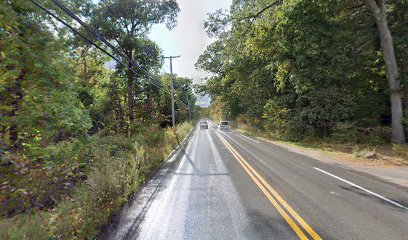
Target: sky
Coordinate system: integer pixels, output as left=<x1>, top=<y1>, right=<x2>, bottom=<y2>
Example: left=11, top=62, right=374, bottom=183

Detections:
left=149, top=0, right=231, bottom=84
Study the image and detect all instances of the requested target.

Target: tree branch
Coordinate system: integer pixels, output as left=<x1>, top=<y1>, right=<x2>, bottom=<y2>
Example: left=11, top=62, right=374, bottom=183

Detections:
left=233, top=0, right=281, bottom=22
left=343, top=3, right=365, bottom=12
left=232, top=0, right=282, bottom=36
left=365, top=0, right=381, bottom=15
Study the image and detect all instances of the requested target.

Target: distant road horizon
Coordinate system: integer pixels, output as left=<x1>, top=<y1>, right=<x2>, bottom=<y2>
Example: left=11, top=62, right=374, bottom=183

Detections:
left=195, top=94, right=211, bottom=107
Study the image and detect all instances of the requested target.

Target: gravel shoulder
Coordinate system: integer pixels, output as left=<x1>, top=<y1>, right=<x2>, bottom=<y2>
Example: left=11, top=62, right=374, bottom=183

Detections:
left=256, top=137, right=408, bottom=188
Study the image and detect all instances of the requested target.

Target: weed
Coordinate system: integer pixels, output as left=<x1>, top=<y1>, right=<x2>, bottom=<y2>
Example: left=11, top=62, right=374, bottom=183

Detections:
left=352, top=146, right=381, bottom=160
left=0, top=123, right=194, bottom=239
left=392, top=144, right=408, bottom=158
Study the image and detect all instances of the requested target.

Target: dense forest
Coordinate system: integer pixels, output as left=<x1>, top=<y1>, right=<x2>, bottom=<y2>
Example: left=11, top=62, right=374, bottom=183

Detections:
left=197, top=0, right=408, bottom=144
left=0, top=0, right=196, bottom=239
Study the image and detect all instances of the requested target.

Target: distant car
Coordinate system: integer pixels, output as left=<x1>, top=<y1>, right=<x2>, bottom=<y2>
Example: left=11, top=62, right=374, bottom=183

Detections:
left=219, top=121, right=229, bottom=131
left=200, top=121, right=208, bottom=129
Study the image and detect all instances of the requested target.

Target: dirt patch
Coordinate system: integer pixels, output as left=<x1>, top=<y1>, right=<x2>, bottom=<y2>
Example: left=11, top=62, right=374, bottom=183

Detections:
left=320, top=143, right=407, bottom=167
left=254, top=135, right=408, bottom=168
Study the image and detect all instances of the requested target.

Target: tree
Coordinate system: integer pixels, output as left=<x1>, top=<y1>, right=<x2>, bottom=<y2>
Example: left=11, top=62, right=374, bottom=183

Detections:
left=159, top=74, right=196, bottom=125
left=92, top=0, right=179, bottom=124
left=365, top=0, right=406, bottom=143
left=0, top=0, right=92, bottom=154
left=198, top=0, right=407, bottom=142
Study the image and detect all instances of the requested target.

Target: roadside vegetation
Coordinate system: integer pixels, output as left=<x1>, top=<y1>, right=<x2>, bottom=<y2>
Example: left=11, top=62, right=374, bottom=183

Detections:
left=0, top=122, right=193, bottom=239
left=196, top=0, right=408, bottom=160
left=0, top=0, right=195, bottom=239
left=233, top=120, right=408, bottom=166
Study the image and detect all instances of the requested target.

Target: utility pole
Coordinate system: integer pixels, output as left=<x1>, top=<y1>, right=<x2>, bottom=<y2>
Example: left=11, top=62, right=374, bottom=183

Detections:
left=186, top=93, right=192, bottom=121
left=183, top=83, right=192, bottom=121
left=164, top=55, right=180, bottom=127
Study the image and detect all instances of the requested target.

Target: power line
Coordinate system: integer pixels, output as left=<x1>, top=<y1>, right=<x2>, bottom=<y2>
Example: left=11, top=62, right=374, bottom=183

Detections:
left=100, top=0, right=163, bottom=62
left=97, top=0, right=191, bottom=113
left=30, top=0, right=165, bottom=91
left=50, top=0, right=164, bottom=89
left=31, top=0, right=190, bottom=113
left=163, top=61, right=171, bottom=71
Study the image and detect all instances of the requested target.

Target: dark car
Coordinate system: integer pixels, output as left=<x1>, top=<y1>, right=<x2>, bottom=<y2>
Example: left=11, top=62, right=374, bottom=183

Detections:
left=200, top=121, right=208, bottom=129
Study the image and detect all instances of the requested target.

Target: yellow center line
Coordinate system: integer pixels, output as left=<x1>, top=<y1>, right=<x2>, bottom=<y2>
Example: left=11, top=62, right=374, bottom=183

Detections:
left=215, top=131, right=322, bottom=240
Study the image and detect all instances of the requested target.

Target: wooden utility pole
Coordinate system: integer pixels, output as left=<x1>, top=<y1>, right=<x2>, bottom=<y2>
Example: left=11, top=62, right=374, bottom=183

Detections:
left=186, top=92, right=192, bottom=121
left=164, top=55, right=180, bottom=127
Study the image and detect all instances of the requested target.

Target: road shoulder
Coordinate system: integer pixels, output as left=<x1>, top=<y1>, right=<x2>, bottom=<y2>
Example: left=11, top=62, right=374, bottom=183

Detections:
left=98, top=127, right=195, bottom=240
left=235, top=130, right=408, bottom=188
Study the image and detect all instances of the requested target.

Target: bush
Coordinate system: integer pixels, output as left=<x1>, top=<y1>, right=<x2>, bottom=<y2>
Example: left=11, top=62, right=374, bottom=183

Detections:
left=0, top=139, right=147, bottom=239
left=330, top=122, right=360, bottom=143
left=329, top=123, right=389, bottom=145
left=0, top=212, right=49, bottom=240
left=357, top=127, right=390, bottom=145
left=176, top=122, right=193, bottom=142
left=49, top=143, right=145, bottom=239
left=0, top=122, right=194, bottom=239
left=352, top=146, right=381, bottom=160
left=392, top=144, right=408, bottom=158
left=135, top=124, right=165, bottom=147
left=236, top=114, right=247, bottom=125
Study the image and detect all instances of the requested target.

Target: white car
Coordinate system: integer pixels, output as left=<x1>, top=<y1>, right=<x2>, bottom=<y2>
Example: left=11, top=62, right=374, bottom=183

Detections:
left=219, top=121, right=229, bottom=131
left=200, top=121, right=208, bottom=129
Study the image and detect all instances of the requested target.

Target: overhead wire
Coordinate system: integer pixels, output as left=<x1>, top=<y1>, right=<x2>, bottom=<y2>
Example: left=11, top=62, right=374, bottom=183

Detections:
left=100, top=0, right=165, bottom=64
left=96, top=0, right=191, bottom=111
left=30, top=0, right=164, bottom=91
left=28, top=0, right=163, bottom=88
left=50, top=0, right=164, bottom=89
left=31, top=0, right=190, bottom=110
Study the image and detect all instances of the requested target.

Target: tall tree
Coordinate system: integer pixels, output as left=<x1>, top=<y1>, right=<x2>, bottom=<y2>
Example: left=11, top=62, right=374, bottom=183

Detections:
left=198, top=0, right=407, bottom=142
left=365, top=0, right=406, bottom=143
left=92, top=0, right=179, bottom=124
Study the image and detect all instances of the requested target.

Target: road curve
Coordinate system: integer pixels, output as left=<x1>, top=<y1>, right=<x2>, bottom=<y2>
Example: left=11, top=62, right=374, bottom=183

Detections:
left=104, top=123, right=408, bottom=240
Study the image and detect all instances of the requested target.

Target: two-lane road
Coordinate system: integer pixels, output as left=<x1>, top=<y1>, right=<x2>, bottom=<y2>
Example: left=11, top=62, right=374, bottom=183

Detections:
left=106, top=123, right=408, bottom=240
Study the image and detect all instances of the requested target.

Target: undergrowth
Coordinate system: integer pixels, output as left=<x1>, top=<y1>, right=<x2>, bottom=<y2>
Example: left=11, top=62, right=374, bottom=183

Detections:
left=0, top=122, right=193, bottom=240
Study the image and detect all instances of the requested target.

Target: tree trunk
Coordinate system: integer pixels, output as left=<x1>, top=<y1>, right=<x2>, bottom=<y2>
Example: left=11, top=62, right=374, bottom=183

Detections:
left=127, top=69, right=135, bottom=123
left=365, top=0, right=406, bottom=143
left=126, top=49, right=135, bottom=124
left=9, top=70, right=24, bottom=152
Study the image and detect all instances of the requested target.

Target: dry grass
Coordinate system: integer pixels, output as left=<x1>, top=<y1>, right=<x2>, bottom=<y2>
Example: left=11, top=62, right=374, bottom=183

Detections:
left=322, top=143, right=408, bottom=167
left=0, top=122, right=194, bottom=240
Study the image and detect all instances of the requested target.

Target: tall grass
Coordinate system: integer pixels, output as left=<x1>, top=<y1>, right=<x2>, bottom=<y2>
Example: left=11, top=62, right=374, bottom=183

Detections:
left=0, top=122, right=193, bottom=240
left=176, top=122, right=194, bottom=142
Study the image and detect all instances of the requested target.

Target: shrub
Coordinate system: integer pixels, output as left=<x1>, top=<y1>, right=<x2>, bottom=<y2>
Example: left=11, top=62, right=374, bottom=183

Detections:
left=0, top=122, right=193, bottom=239
left=236, top=114, right=247, bottom=125
left=352, top=146, right=381, bottom=160
left=136, top=124, right=165, bottom=147
left=49, top=142, right=145, bottom=239
left=392, top=144, right=408, bottom=158
left=176, top=122, right=193, bottom=142
left=0, top=212, right=49, bottom=240
left=165, top=128, right=178, bottom=149
left=329, top=123, right=389, bottom=145
left=330, top=122, right=360, bottom=143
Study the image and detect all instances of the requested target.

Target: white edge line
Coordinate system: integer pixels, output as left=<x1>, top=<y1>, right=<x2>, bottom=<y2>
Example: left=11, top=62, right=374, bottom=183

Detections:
left=314, top=167, right=408, bottom=212
left=233, top=131, right=260, bottom=144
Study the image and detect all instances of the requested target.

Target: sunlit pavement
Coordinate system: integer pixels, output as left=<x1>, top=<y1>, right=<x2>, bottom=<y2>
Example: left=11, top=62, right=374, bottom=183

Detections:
left=104, top=124, right=408, bottom=240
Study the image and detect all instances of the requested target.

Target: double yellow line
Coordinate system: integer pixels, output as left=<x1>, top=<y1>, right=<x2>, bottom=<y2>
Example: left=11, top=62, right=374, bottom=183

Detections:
left=215, top=131, right=322, bottom=240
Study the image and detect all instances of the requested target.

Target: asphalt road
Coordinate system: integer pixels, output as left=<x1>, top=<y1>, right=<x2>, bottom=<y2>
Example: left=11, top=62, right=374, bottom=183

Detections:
left=105, top=123, right=408, bottom=240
